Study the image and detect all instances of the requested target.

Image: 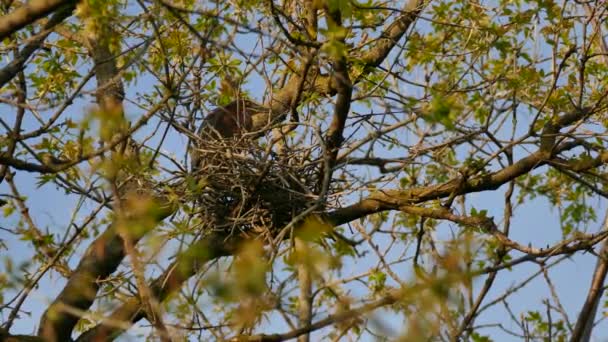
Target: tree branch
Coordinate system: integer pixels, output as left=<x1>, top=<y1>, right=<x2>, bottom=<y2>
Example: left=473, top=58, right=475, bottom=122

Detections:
left=254, top=0, right=429, bottom=130
left=0, top=3, right=75, bottom=88
left=75, top=231, right=237, bottom=341
left=241, top=290, right=403, bottom=342
left=570, top=211, right=608, bottom=342
left=0, top=0, right=76, bottom=41
left=357, top=0, right=425, bottom=70
left=327, top=106, right=599, bottom=226
left=70, top=105, right=605, bottom=341
left=39, top=19, right=129, bottom=342
left=37, top=191, right=175, bottom=341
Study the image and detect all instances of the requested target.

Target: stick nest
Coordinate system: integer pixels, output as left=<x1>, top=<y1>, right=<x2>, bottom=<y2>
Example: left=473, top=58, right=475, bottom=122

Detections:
left=190, top=138, right=321, bottom=237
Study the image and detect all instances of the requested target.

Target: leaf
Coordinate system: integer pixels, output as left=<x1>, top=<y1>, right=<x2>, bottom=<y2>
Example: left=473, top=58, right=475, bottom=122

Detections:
left=326, top=0, right=352, bottom=17
left=321, top=40, right=348, bottom=60
left=2, top=201, right=15, bottom=217
left=296, top=214, right=333, bottom=241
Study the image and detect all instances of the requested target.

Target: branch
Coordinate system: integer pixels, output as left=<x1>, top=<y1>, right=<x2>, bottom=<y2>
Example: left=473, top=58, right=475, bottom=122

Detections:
left=253, top=0, right=429, bottom=130
left=327, top=107, right=598, bottom=226
left=75, top=231, right=238, bottom=341
left=326, top=150, right=545, bottom=226
left=37, top=189, right=175, bottom=342
left=0, top=3, right=75, bottom=88
left=240, top=290, right=402, bottom=342
left=295, top=238, right=313, bottom=342
left=39, top=20, right=129, bottom=341
left=548, top=151, right=608, bottom=173
left=0, top=153, right=61, bottom=173
left=357, top=0, right=425, bottom=70
left=318, top=6, right=353, bottom=193
left=569, top=12, right=608, bottom=339
left=38, top=24, right=193, bottom=342
left=570, top=212, right=608, bottom=342
left=0, top=328, right=44, bottom=342
left=570, top=13, right=608, bottom=338
left=324, top=51, right=352, bottom=169
left=0, top=0, right=76, bottom=41
left=72, top=106, right=604, bottom=340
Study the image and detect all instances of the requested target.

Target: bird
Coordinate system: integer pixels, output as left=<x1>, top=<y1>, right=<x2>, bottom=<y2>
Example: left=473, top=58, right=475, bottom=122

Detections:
left=190, top=98, right=267, bottom=171
left=199, top=99, right=260, bottom=138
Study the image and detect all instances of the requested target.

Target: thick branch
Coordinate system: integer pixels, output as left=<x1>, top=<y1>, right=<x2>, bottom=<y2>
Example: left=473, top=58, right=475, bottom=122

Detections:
left=357, top=0, right=425, bottom=69
left=326, top=150, right=546, bottom=225
left=318, top=8, right=353, bottom=193
left=570, top=212, right=608, bottom=342
left=0, top=153, right=61, bottom=173
left=0, top=0, right=76, bottom=41
left=324, top=54, right=352, bottom=167
left=38, top=192, right=174, bottom=342
left=75, top=231, right=237, bottom=341
left=0, top=3, right=75, bottom=88
left=0, top=328, right=44, bottom=342
left=253, top=0, right=428, bottom=130
left=242, top=290, right=402, bottom=342
left=295, top=238, right=313, bottom=342
left=72, top=106, right=602, bottom=341
left=327, top=107, right=596, bottom=225
left=38, top=22, right=129, bottom=342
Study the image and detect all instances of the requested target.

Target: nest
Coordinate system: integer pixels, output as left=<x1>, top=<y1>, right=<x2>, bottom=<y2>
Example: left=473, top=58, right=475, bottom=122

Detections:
left=190, top=137, right=320, bottom=237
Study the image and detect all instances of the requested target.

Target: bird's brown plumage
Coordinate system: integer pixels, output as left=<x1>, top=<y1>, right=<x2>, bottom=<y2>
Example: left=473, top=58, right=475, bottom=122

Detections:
left=198, top=99, right=266, bottom=138
left=191, top=99, right=267, bottom=170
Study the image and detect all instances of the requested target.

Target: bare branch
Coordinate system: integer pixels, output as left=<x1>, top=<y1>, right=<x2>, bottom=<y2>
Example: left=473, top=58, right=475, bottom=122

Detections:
left=75, top=231, right=237, bottom=341
left=570, top=212, right=608, bottom=342
left=0, top=0, right=76, bottom=41
left=0, top=3, right=75, bottom=88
